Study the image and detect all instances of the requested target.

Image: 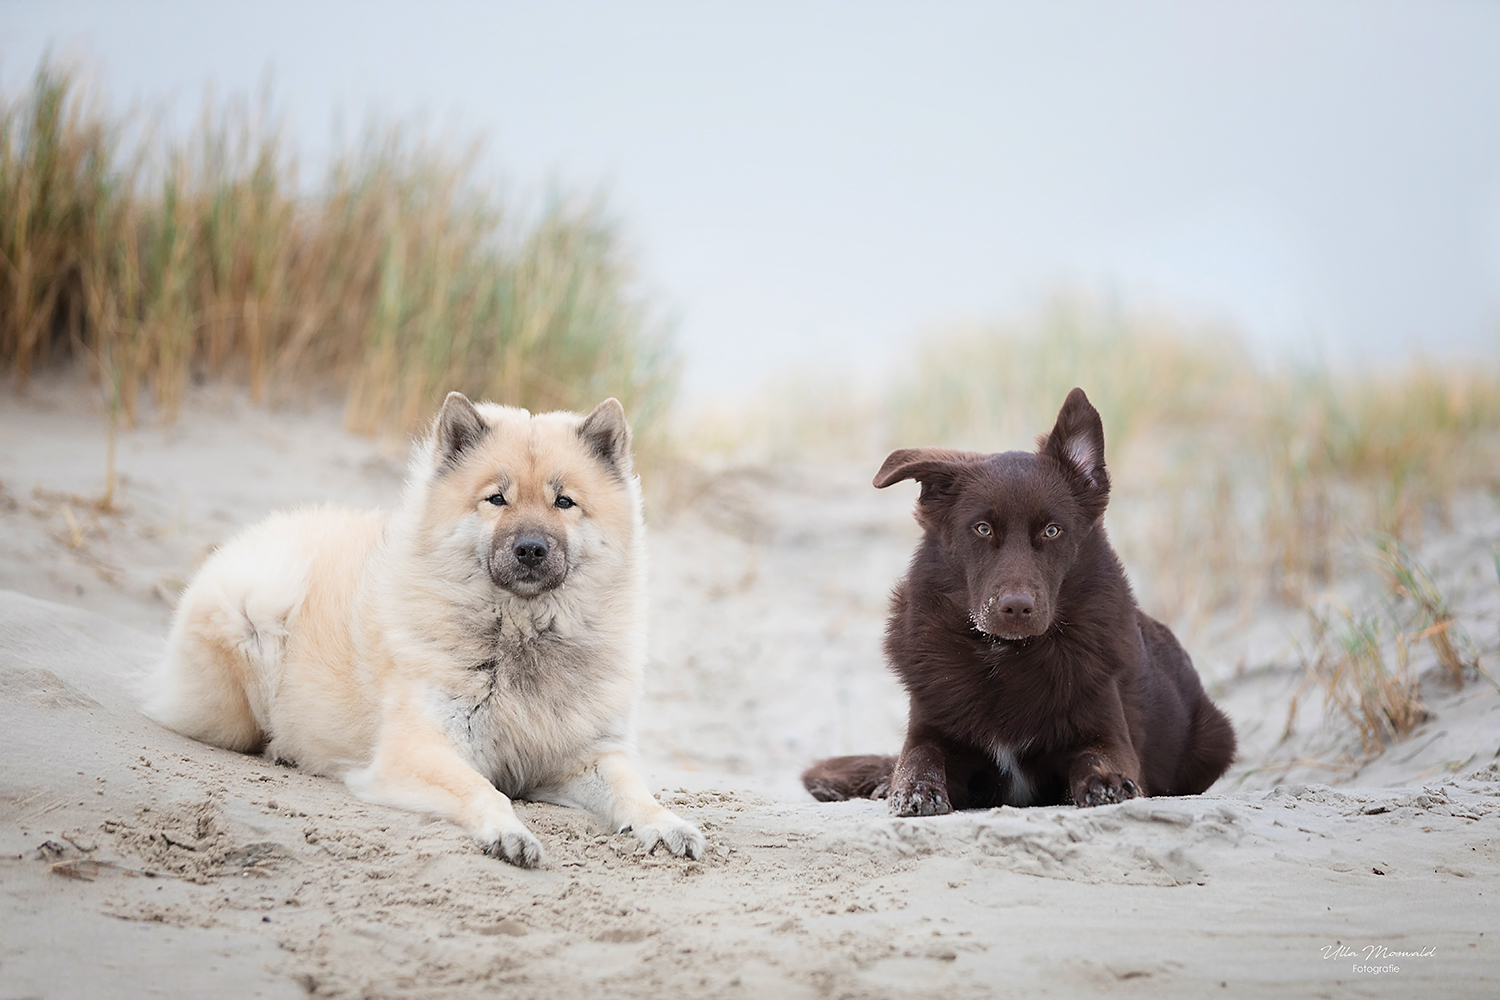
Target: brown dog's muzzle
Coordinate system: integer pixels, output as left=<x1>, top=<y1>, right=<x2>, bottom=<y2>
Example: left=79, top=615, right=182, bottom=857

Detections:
left=973, top=589, right=1050, bottom=640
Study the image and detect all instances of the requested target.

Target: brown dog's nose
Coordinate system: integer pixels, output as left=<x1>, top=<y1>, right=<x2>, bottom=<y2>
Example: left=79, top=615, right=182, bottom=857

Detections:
left=997, top=592, right=1036, bottom=621
left=514, top=536, right=549, bottom=569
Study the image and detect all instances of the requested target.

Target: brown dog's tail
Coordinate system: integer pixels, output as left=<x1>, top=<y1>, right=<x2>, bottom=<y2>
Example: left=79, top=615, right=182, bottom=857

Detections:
left=801, top=755, right=897, bottom=802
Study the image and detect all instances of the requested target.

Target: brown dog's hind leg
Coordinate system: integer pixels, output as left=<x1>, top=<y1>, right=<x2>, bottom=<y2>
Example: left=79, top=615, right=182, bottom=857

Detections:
left=1174, top=699, right=1238, bottom=794
left=801, top=755, right=897, bottom=801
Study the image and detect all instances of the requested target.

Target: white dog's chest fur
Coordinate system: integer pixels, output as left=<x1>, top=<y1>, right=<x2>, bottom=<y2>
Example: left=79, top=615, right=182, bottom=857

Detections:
left=432, top=600, right=637, bottom=797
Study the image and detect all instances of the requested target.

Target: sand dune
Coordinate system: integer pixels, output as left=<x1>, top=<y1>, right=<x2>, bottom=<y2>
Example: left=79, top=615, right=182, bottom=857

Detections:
left=1, top=381, right=1496, bottom=998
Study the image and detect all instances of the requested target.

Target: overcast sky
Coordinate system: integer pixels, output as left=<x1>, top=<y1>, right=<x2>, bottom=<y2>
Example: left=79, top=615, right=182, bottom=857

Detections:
left=5, top=1, right=1500, bottom=398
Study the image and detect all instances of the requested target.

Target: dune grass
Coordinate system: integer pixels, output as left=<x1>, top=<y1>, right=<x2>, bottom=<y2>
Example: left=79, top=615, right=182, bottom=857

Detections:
left=1285, top=536, right=1495, bottom=758
left=688, top=296, right=1500, bottom=624
left=0, top=60, right=675, bottom=448
left=1298, top=606, right=1430, bottom=755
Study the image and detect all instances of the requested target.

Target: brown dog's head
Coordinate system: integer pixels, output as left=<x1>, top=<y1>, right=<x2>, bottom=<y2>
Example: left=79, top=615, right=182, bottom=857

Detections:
left=875, top=387, right=1110, bottom=640
left=421, top=391, right=638, bottom=598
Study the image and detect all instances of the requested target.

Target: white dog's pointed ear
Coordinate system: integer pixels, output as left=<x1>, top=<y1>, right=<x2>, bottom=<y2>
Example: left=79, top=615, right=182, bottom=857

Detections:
left=579, top=398, right=632, bottom=469
left=434, top=391, right=488, bottom=468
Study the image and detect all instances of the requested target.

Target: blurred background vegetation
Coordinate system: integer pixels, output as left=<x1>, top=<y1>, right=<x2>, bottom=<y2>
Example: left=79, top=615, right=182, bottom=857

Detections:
left=0, top=61, right=676, bottom=446
left=687, top=295, right=1500, bottom=620
left=5, top=57, right=1499, bottom=618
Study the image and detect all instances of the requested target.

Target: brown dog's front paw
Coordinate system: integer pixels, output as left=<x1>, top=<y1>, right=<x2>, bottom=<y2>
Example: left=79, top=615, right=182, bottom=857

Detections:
left=1072, top=774, right=1139, bottom=808
left=888, top=780, right=952, bottom=817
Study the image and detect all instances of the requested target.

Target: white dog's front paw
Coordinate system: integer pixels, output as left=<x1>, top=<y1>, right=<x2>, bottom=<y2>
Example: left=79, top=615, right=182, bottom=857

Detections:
left=479, top=823, right=545, bottom=868
left=628, top=811, right=705, bottom=860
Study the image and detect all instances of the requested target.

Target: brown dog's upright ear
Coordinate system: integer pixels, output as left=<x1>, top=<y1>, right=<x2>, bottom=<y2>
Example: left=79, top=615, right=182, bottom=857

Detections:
left=579, top=398, right=633, bottom=471
left=435, top=391, right=489, bottom=469
left=874, top=447, right=981, bottom=511
left=1040, top=387, right=1109, bottom=518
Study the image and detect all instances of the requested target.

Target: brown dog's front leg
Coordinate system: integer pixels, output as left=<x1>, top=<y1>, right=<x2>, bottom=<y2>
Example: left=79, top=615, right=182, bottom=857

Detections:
left=889, top=729, right=953, bottom=817
left=1067, top=686, right=1144, bottom=807
left=1068, top=745, right=1142, bottom=807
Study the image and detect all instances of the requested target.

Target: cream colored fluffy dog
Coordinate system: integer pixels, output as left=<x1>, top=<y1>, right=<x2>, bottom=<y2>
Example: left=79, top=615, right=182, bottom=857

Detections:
left=145, top=392, right=703, bottom=867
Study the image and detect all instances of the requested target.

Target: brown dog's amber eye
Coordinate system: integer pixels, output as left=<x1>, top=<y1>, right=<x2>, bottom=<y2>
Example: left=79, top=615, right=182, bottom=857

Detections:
left=1044, top=524, right=1061, bottom=538
left=974, top=522, right=992, bottom=537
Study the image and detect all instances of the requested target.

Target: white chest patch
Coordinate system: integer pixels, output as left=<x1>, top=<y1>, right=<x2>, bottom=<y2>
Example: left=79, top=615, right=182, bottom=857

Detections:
left=993, top=744, right=1036, bottom=807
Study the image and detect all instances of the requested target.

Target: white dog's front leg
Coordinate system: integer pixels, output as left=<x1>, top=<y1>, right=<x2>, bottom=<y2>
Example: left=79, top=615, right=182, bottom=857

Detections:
left=344, top=707, right=544, bottom=868
left=541, top=751, right=705, bottom=859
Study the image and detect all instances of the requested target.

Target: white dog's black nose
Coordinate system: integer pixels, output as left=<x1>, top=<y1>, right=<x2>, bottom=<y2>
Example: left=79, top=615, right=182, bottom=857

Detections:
left=514, top=537, right=549, bottom=569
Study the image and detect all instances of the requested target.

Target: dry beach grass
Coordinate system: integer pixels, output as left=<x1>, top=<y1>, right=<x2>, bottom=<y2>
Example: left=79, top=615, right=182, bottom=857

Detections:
left=0, top=61, right=674, bottom=446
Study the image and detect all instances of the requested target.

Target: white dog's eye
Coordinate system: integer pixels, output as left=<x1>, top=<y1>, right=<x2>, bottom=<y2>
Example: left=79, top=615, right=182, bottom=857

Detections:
left=974, top=522, right=992, bottom=537
left=554, top=495, right=576, bottom=510
left=1044, top=524, right=1061, bottom=538
left=485, top=493, right=507, bottom=507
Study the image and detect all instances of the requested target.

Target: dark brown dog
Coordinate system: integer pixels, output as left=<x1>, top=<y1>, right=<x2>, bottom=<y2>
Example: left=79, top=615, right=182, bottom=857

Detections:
left=802, top=388, right=1235, bottom=815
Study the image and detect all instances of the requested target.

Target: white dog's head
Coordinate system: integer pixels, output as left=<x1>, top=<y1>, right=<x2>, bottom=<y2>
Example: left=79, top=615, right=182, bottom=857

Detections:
left=414, top=392, right=641, bottom=598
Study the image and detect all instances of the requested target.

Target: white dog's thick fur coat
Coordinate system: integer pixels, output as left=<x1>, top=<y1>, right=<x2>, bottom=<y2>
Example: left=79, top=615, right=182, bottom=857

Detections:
left=145, top=394, right=703, bottom=866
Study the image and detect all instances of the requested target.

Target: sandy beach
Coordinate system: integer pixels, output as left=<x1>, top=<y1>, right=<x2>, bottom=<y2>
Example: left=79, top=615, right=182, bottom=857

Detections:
left=2, top=377, right=1498, bottom=999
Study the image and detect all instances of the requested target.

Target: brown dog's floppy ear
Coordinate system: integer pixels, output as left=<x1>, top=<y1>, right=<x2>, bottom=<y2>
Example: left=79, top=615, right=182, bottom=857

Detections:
left=873, top=448, right=979, bottom=507
left=1039, top=387, right=1110, bottom=517
left=435, top=391, right=489, bottom=469
left=874, top=448, right=965, bottom=489
left=579, top=398, right=633, bottom=470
